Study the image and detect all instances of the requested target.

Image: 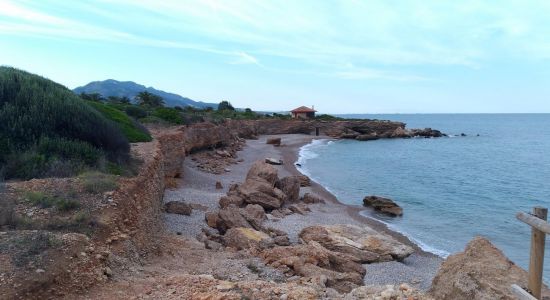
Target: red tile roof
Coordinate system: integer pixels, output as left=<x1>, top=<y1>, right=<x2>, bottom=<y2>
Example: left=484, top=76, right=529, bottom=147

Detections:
left=290, top=106, right=317, bottom=113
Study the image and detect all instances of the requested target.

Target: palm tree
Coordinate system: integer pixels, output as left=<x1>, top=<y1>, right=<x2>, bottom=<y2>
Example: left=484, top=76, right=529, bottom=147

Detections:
left=136, top=91, right=164, bottom=108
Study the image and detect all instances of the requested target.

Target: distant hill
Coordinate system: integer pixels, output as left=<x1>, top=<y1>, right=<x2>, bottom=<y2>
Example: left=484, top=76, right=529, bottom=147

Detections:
left=73, top=79, right=217, bottom=108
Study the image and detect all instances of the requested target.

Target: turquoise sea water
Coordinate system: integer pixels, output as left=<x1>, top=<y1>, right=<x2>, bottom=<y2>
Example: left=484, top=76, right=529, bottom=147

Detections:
left=297, top=114, right=550, bottom=278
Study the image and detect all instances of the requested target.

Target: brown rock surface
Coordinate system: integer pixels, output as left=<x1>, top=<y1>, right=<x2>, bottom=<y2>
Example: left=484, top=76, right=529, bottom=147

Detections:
left=363, top=195, right=403, bottom=217
left=246, top=160, right=279, bottom=185
left=276, top=176, right=301, bottom=203
left=296, top=174, right=311, bottom=187
left=164, top=201, right=192, bottom=215
left=266, top=137, right=281, bottom=146
left=430, top=236, right=550, bottom=300
left=261, top=241, right=366, bottom=293
left=223, top=227, right=274, bottom=250
left=237, top=178, right=285, bottom=210
left=299, top=224, right=414, bottom=262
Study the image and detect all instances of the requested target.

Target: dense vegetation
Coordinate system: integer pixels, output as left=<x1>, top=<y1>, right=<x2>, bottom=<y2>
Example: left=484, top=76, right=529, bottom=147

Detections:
left=0, top=67, right=130, bottom=179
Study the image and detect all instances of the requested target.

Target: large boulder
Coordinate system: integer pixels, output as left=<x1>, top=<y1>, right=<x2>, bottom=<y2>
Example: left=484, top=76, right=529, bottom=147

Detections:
left=299, top=224, right=414, bottom=262
left=363, top=195, right=403, bottom=217
left=430, top=237, right=550, bottom=300
left=223, top=227, right=274, bottom=250
left=276, top=176, right=301, bottom=203
left=237, top=178, right=286, bottom=210
left=215, top=205, right=253, bottom=233
left=164, top=201, right=192, bottom=215
left=246, top=161, right=279, bottom=185
left=241, top=204, right=266, bottom=230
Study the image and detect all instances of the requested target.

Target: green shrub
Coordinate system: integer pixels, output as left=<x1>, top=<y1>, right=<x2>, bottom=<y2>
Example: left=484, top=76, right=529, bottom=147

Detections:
left=152, top=107, right=183, bottom=124
left=125, top=105, right=148, bottom=119
left=0, top=67, right=130, bottom=179
left=80, top=171, right=118, bottom=193
left=55, top=198, right=80, bottom=211
left=86, top=101, right=152, bottom=142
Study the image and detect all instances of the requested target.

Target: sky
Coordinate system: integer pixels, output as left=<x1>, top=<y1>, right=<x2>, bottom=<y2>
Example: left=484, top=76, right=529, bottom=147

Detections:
left=1, top=0, right=550, bottom=113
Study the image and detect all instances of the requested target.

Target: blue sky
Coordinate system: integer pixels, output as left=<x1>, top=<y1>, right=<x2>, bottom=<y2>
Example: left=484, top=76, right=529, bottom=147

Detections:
left=1, top=0, right=549, bottom=113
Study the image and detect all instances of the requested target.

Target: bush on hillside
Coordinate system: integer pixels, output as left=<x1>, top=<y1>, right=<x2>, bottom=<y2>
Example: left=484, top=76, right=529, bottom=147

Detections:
left=85, top=101, right=152, bottom=142
left=0, top=67, right=130, bottom=179
left=152, top=107, right=183, bottom=124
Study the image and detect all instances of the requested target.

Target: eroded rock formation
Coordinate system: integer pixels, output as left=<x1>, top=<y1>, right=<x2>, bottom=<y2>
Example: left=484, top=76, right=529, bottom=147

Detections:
left=363, top=195, right=403, bottom=217
left=430, top=236, right=550, bottom=300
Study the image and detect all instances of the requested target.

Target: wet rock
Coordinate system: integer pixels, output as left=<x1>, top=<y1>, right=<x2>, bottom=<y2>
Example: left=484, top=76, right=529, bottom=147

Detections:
left=276, top=176, right=300, bottom=203
left=223, top=227, right=274, bottom=250
left=215, top=181, right=223, bottom=189
left=302, top=193, right=325, bottom=204
left=164, top=201, right=192, bottom=215
left=410, top=128, right=445, bottom=138
left=356, top=134, right=379, bottom=141
left=363, top=195, right=403, bottom=217
left=299, top=224, right=414, bottom=262
left=430, top=236, right=550, bottom=299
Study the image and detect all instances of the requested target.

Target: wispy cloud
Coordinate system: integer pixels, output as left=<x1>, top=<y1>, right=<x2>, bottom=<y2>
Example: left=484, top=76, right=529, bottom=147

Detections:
left=2, top=0, right=550, bottom=82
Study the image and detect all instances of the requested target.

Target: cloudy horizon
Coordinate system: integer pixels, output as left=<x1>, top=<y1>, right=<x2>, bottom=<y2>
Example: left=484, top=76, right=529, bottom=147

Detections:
left=1, top=0, right=549, bottom=113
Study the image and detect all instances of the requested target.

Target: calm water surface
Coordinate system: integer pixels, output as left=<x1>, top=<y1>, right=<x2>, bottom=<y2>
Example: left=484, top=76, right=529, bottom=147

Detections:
left=297, top=114, right=550, bottom=278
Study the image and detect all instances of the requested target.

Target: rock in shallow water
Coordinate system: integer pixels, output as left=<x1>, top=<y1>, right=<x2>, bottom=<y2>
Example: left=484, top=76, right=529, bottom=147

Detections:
left=363, top=195, right=403, bottom=217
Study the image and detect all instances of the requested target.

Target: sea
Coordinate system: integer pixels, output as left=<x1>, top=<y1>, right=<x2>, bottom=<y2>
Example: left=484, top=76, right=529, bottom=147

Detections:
left=296, top=114, right=550, bottom=280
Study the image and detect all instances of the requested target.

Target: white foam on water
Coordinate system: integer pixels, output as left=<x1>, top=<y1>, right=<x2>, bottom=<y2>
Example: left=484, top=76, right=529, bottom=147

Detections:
left=297, top=138, right=451, bottom=259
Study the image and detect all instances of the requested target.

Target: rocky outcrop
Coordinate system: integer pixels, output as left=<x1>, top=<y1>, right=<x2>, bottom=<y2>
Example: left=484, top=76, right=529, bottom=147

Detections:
left=225, top=119, right=444, bottom=141
left=299, top=225, right=414, bottom=262
left=363, top=195, right=403, bottom=216
left=164, top=201, right=192, bottom=215
left=262, top=241, right=366, bottom=293
left=430, top=237, right=550, bottom=300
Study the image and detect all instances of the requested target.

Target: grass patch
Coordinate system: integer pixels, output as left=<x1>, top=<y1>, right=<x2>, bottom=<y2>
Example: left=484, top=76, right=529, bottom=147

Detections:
left=24, top=191, right=80, bottom=211
left=80, top=171, right=118, bottom=193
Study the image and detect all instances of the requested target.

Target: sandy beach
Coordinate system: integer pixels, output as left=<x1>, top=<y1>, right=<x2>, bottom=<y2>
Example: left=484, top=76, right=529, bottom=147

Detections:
left=163, top=134, right=442, bottom=291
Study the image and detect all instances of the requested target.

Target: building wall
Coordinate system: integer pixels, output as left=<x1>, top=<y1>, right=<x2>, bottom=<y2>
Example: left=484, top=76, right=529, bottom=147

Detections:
left=292, top=112, right=315, bottom=119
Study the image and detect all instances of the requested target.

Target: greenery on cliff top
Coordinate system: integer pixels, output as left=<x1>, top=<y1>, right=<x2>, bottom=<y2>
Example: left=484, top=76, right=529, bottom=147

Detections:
left=0, top=67, right=130, bottom=179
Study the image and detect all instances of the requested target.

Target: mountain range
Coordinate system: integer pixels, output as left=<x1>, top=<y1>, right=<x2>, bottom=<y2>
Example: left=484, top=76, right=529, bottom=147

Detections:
left=73, top=79, right=217, bottom=108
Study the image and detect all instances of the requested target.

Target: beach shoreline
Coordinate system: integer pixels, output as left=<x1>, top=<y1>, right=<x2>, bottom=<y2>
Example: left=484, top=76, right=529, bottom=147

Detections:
left=278, top=134, right=441, bottom=257
left=164, top=133, right=442, bottom=290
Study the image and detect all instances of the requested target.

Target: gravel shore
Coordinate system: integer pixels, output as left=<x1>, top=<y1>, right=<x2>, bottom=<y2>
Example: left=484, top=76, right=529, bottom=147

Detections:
left=163, top=134, right=442, bottom=291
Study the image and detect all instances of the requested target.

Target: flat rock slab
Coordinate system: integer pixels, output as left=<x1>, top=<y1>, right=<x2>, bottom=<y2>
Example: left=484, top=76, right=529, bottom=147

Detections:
left=299, top=224, right=414, bottom=263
